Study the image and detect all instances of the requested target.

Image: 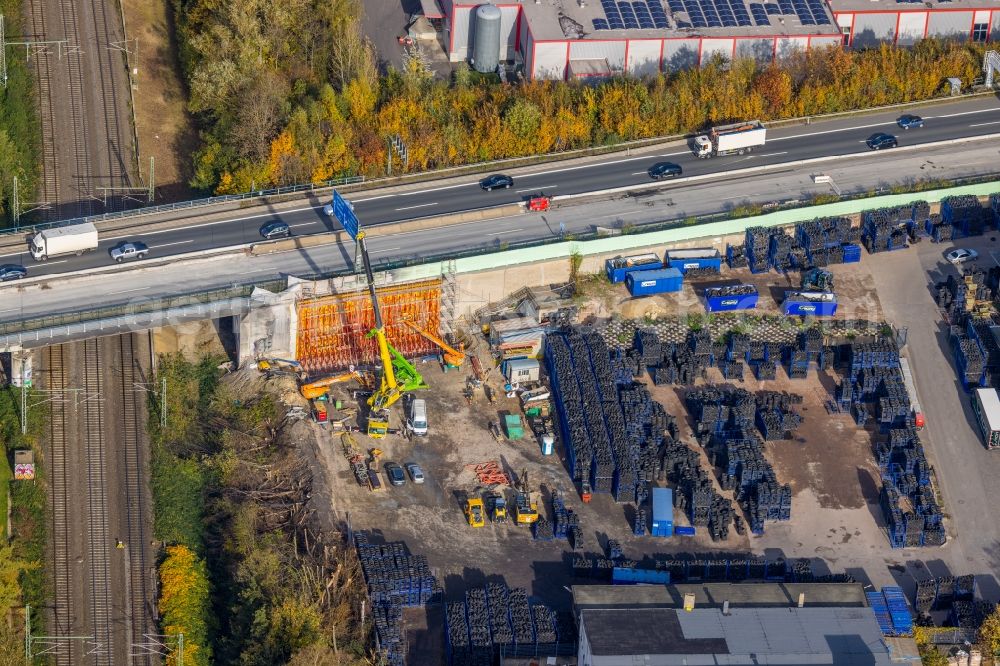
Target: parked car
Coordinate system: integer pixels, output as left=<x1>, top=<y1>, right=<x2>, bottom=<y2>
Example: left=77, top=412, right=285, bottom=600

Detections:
left=897, top=114, right=924, bottom=130
left=0, top=264, right=27, bottom=281
left=648, top=162, right=683, bottom=180
left=260, top=221, right=291, bottom=239
left=110, top=241, right=149, bottom=263
left=384, top=462, right=406, bottom=486
left=866, top=133, right=898, bottom=150
left=946, top=248, right=978, bottom=264
left=405, top=462, right=425, bottom=484
left=480, top=174, right=514, bottom=191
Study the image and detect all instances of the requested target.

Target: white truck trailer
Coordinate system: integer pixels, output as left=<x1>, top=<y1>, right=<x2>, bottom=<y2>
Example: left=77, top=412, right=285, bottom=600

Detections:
left=898, top=357, right=925, bottom=430
left=693, top=120, right=766, bottom=158
left=29, top=223, right=99, bottom=261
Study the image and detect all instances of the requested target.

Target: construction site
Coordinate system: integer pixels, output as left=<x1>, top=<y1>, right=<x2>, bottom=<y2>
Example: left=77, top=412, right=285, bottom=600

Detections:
left=229, top=192, right=1000, bottom=664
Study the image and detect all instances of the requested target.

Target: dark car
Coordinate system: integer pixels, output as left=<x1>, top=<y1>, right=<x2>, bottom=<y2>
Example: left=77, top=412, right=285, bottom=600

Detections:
left=897, top=114, right=924, bottom=130
left=648, top=162, right=683, bottom=180
left=384, top=462, right=406, bottom=486
left=0, top=264, right=27, bottom=282
left=866, top=133, right=898, bottom=150
left=110, top=241, right=149, bottom=263
left=480, top=174, right=514, bottom=191
left=260, top=221, right=291, bottom=239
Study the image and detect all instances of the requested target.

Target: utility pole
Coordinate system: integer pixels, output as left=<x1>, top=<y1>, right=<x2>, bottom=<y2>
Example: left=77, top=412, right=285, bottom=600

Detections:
left=161, top=376, right=167, bottom=428
left=12, top=174, right=19, bottom=225
left=148, top=156, right=155, bottom=203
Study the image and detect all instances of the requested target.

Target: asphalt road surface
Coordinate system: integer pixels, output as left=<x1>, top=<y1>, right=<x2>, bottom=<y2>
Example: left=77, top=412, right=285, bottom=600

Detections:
left=0, top=96, right=998, bottom=283
left=2, top=135, right=1000, bottom=325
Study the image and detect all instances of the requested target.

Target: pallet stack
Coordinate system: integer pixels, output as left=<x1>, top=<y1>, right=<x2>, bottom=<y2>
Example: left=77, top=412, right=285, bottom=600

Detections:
left=446, top=584, right=560, bottom=664
left=862, top=207, right=909, bottom=254
left=726, top=243, right=749, bottom=268
left=942, top=194, right=987, bottom=237
left=745, top=226, right=775, bottom=273
left=355, top=533, right=437, bottom=666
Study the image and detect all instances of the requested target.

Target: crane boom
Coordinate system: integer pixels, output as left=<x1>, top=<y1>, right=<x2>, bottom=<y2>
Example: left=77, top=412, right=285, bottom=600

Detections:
left=325, top=198, right=425, bottom=437
left=402, top=319, right=465, bottom=368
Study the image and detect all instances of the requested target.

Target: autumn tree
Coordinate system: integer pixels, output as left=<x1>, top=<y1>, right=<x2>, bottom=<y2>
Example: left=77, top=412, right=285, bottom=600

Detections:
left=978, top=603, right=1000, bottom=657
left=159, top=545, right=212, bottom=666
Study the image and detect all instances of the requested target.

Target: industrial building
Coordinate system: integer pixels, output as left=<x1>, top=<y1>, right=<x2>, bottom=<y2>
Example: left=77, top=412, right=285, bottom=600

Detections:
left=572, top=584, right=905, bottom=666
left=425, top=0, right=999, bottom=80
left=829, top=0, right=1000, bottom=48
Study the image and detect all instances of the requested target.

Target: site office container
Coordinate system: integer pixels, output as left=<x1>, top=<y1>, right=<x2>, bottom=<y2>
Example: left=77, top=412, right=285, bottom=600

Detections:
left=605, top=253, right=663, bottom=283
left=665, top=248, right=723, bottom=274
left=651, top=487, right=674, bottom=537
left=705, top=286, right=759, bottom=312
left=782, top=291, right=838, bottom=316
left=626, top=268, right=683, bottom=297
left=972, top=387, right=1000, bottom=449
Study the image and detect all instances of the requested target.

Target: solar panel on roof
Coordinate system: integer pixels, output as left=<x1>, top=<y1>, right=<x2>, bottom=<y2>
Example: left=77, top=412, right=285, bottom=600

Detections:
left=593, top=18, right=609, bottom=29
left=653, top=15, right=668, bottom=26
left=609, top=16, right=626, bottom=27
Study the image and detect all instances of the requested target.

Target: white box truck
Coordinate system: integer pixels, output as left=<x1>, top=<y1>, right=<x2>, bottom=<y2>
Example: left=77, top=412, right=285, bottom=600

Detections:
left=29, top=223, right=99, bottom=261
left=693, top=120, right=766, bottom=158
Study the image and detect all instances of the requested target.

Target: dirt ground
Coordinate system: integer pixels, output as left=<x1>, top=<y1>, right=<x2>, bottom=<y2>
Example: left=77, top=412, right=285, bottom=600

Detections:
left=292, top=254, right=938, bottom=658
left=122, top=0, right=197, bottom=201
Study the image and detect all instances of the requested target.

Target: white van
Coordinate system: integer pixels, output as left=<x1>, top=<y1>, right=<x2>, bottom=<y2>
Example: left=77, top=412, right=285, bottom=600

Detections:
left=408, top=398, right=428, bottom=436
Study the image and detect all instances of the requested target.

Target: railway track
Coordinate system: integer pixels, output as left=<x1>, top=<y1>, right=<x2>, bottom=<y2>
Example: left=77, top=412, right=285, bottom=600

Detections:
left=26, top=0, right=59, bottom=215
left=57, top=0, right=93, bottom=217
left=82, top=339, right=112, bottom=665
left=44, top=345, right=74, bottom=665
left=118, top=333, right=153, bottom=664
left=87, top=0, right=131, bottom=192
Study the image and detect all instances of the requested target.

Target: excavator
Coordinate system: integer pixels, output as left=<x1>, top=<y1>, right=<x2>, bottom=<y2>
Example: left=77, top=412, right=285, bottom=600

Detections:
left=401, top=319, right=466, bottom=369
left=513, top=468, right=539, bottom=525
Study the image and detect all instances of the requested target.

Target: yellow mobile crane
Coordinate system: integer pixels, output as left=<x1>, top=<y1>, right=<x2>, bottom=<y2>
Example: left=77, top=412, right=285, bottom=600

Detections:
left=356, top=231, right=427, bottom=438
left=324, top=193, right=426, bottom=437
left=402, top=319, right=466, bottom=369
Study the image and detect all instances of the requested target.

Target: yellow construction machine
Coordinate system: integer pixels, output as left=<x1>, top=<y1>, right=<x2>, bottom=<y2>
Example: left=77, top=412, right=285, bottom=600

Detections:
left=257, top=358, right=306, bottom=380
left=402, top=318, right=466, bottom=369
left=324, top=195, right=426, bottom=438
left=357, top=232, right=427, bottom=437
left=299, top=369, right=371, bottom=400
left=513, top=468, right=539, bottom=525
left=464, top=497, right=486, bottom=527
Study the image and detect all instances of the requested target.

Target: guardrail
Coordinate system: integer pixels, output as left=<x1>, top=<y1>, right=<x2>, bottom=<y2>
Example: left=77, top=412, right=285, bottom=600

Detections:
left=4, top=177, right=367, bottom=236
left=3, top=90, right=994, bottom=237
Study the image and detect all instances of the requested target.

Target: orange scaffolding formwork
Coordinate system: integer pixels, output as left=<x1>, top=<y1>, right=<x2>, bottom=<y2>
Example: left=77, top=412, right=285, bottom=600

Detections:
left=296, top=280, right=443, bottom=374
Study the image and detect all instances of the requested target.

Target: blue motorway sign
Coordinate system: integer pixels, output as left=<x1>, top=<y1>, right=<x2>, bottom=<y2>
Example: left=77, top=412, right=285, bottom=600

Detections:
left=326, top=190, right=360, bottom=240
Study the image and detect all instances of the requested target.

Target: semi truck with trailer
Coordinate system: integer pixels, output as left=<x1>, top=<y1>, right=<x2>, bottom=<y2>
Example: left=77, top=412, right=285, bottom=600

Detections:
left=29, top=223, right=99, bottom=261
left=693, top=120, right=766, bottom=158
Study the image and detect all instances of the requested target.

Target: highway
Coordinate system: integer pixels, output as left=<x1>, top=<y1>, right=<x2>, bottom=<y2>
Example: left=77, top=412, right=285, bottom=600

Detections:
left=0, top=97, right=996, bottom=279
left=2, top=132, right=999, bottom=326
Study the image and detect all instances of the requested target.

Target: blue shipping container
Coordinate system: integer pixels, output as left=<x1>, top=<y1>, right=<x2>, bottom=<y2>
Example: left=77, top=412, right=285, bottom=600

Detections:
left=605, top=253, right=663, bottom=283
left=783, top=291, right=838, bottom=316
left=612, top=567, right=671, bottom=585
left=666, top=248, right=722, bottom=274
left=674, top=525, right=696, bottom=536
left=651, top=487, right=674, bottom=537
left=626, top=268, right=683, bottom=297
left=842, top=244, right=862, bottom=263
left=705, top=288, right=759, bottom=312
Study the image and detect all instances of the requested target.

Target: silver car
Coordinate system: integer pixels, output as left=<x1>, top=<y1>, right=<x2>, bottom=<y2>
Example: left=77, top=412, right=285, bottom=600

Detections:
left=110, top=241, right=149, bottom=263
left=946, top=248, right=978, bottom=265
left=405, top=462, right=425, bottom=484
